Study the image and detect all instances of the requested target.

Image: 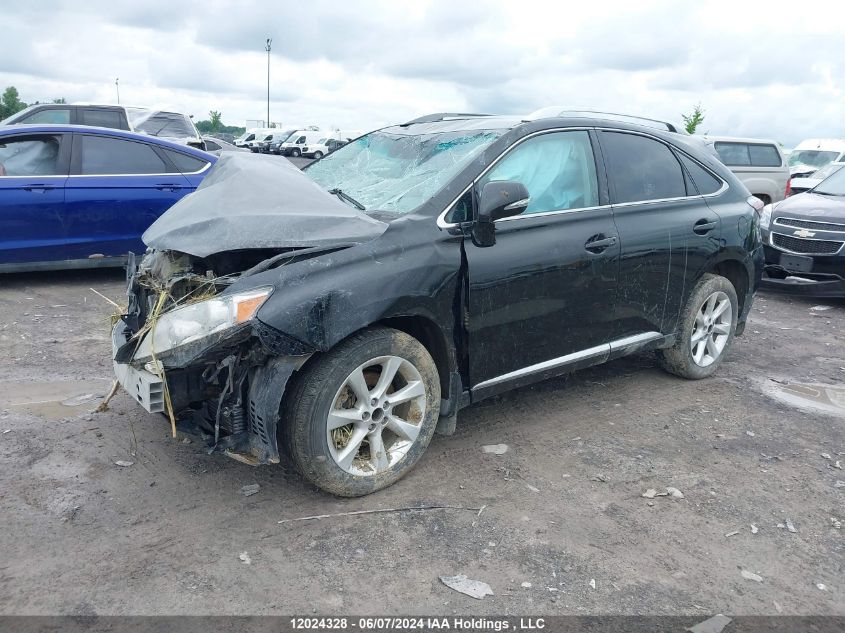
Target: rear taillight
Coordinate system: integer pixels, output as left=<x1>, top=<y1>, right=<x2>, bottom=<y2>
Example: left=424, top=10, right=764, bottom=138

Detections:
left=747, top=195, right=765, bottom=214
left=785, top=178, right=792, bottom=197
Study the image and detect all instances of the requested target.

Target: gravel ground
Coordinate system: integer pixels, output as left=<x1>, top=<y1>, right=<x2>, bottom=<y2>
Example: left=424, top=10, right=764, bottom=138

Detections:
left=0, top=269, right=842, bottom=616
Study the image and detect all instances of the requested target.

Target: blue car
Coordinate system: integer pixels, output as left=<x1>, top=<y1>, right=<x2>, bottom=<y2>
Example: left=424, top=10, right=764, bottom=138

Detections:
left=0, top=124, right=216, bottom=272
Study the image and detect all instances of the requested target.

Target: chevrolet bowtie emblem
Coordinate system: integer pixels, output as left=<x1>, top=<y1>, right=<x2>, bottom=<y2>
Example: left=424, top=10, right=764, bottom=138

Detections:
left=793, top=228, right=816, bottom=238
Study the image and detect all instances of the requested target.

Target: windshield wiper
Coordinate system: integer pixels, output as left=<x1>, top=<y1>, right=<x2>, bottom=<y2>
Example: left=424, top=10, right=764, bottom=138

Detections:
left=328, top=188, right=365, bottom=210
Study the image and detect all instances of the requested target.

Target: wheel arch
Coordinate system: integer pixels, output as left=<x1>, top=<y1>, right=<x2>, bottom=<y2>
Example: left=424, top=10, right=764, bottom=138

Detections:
left=375, top=315, right=453, bottom=396
left=707, top=256, right=750, bottom=315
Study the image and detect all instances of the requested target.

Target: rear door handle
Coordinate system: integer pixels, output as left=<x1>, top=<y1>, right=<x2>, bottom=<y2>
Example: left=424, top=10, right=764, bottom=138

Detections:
left=693, top=218, right=718, bottom=235
left=585, top=235, right=618, bottom=253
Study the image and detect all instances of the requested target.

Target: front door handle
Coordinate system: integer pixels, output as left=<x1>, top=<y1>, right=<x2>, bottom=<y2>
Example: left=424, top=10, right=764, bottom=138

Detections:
left=693, top=218, right=718, bottom=235
left=585, top=235, right=618, bottom=253
left=155, top=183, right=183, bottom=192
left=23, top=184, right=56, bottom=192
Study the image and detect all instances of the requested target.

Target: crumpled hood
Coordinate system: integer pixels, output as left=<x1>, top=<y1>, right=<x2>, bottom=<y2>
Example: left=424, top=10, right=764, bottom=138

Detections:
left=143, top=152, right=387, bottom=258
left=773, top=191, right=845, bottom=220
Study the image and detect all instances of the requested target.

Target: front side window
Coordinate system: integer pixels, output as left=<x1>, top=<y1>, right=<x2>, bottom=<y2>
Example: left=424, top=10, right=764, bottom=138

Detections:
left=305, top=128, right=504, bottom=215
left=479, top=131, right=599, bottom=214
left=296, top=136, right=306, bottom=144
left=602, top=132, right=686, bottom=203
left=20, top=108, right=71, bottom=124
left=0, top=135, right=63, bottom=176
left=79, top=135, right=167, bottom=175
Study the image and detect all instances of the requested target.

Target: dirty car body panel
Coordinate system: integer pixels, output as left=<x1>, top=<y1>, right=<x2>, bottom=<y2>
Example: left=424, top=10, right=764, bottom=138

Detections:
left=112, top=113, right=763, bottom=474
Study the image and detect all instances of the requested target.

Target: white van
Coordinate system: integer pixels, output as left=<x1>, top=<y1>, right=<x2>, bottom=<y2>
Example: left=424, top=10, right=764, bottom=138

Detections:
left=702, top=135, right=791, bottom=204
left=235, top=127, right=276, bottom=149
left=280, top=128, right=324, bottom=157
left=789, top=138, right=845, bottom=179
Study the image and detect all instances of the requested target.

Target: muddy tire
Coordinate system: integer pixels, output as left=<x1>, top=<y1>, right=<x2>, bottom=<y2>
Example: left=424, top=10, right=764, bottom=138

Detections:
left=280, top=327, right=440, bottom=497
left=657, top=273, right=738, bottom=380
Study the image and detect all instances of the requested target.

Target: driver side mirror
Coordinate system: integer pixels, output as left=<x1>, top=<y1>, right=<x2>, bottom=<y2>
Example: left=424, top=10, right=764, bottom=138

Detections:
left=472, top=180, right=530, bottom=247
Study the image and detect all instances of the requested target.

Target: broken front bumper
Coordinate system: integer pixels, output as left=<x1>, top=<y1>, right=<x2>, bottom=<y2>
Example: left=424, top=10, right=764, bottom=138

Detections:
left=112, top=320, right=164, bottom=413
left=111, top=319, right=310, bottom=466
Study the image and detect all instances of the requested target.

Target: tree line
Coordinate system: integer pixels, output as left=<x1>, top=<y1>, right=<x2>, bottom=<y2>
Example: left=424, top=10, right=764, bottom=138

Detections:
left=0, top=86, right=67, bottom=120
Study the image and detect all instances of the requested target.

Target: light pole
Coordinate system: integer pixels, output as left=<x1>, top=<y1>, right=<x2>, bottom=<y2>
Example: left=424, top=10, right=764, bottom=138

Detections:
left=265, top=38, right=272, bottom=127
left=115, top=78, right=120, bottom=104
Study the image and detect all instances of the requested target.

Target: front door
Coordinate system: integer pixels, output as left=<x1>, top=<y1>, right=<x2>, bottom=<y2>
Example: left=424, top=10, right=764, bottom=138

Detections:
left=0, top=132, right=70, bottom=267
left=464, top=130, right=620, bottom=397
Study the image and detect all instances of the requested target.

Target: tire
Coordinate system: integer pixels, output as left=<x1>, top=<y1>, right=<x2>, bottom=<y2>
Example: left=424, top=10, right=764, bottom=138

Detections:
left=280, top=327, right=441, bottom=497
left=313, top=151, right=323, bottom=159
left=291, top=148, right=301, bottom=157
left=657, top=273, right=738, bottom=380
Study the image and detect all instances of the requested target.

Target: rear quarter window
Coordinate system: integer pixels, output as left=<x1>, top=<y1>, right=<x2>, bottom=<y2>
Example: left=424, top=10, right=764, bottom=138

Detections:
left=162, top=149, right=209, bottom=173
left=679, top=154, right=723, bottom=195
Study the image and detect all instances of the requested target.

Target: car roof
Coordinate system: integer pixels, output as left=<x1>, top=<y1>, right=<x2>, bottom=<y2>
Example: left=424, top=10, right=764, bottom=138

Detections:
left=793, top=138, right=845, bottom=152
left=0, top=124, right=215, bottom=159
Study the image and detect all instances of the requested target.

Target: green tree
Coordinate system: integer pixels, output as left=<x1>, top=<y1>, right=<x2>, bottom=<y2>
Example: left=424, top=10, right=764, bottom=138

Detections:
left=681, top=103, right=705, bottom=134
left=209, top=110, right=222, bottom=133
left=0, top=86, right=27, bottom=120
left=52, top=97, right=67, bottom=104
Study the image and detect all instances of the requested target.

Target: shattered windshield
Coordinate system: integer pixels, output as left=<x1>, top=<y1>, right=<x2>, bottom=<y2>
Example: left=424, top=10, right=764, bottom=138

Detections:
left=304, top=129, right=504, bottom=214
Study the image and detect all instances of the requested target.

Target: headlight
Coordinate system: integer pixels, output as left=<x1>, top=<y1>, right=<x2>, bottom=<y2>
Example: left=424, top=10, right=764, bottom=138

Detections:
left=134, top=287, right=272, bottom=362
left=760, top=204, right=773, bottom=230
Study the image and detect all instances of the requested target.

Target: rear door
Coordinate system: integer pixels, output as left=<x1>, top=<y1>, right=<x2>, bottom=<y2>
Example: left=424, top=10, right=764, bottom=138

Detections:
left=63, top=134, right=194, bottom=259
left=0, top=132, right=70, bottom=266
left=465, top=130, right=620, bottom=396
left=597, top=130, right=722, bottom=340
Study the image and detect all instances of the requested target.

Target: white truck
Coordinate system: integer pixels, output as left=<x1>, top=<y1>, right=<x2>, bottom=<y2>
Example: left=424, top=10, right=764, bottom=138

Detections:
left=702, top=135, right=791, bottom=204
left=302, top=130, right=365, bottom=159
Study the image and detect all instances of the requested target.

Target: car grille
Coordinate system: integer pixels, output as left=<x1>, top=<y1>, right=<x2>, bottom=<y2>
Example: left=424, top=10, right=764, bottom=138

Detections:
left=771, top=233, right=843, bottom=255
left=775, top=217, right=845, bottom=233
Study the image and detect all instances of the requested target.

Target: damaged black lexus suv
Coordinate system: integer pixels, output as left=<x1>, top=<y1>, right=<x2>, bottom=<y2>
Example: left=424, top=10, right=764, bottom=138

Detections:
left=113, top=110, right=764, bottom=496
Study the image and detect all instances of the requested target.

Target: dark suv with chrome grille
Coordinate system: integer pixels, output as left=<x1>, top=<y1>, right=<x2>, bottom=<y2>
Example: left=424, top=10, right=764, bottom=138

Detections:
left=761, top=166, right=845, bottom=297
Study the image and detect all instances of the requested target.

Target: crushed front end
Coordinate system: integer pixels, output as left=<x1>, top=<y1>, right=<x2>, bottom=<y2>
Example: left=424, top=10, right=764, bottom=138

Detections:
left=112, top=249, right=313, bottom=465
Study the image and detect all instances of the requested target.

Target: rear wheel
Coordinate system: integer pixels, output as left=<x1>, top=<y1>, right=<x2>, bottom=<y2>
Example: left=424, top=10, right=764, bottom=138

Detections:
left=281, top=327, right=440, bottom=496
left=657, top=273, right=738, bottom=379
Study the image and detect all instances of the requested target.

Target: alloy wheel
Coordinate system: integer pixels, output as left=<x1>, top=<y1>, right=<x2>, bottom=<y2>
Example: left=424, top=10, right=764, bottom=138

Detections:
left=326, top=355, right=427, bottom=475
left=690, top=291, right=732, bottom=367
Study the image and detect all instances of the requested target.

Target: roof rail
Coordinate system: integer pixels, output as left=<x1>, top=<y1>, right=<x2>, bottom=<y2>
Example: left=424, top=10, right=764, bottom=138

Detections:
left=399, top=112, right=494, bottom=127
left=524, top=106, right=686, bottom=134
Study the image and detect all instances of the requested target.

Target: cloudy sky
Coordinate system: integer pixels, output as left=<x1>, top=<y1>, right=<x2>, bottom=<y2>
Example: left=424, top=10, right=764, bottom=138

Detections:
left=1, top=0, right=841, bottom=146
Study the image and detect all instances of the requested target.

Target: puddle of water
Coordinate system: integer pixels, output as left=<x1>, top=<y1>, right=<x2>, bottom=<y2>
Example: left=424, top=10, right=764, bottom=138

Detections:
left=763, top=379, right=845, bottom=417
left=1, top=379, right=111, bottom=420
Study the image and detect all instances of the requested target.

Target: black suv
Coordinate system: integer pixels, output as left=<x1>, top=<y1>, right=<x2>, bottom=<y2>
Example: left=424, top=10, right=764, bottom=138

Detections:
left=112, top=110, right=764, bottom=496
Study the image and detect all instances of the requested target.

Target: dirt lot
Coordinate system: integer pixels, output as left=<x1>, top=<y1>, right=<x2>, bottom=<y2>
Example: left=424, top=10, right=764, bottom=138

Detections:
left=0, top=269, right=843, bottom=616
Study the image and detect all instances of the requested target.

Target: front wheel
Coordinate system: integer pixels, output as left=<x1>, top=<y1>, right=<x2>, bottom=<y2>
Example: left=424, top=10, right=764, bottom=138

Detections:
left=313, top=151, right=324, bottom=159
left=280, top=327, right=441, bottom=496
left=657, top=273, right=738, bottom=380
left=290, top=148, right=301, bottom=157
